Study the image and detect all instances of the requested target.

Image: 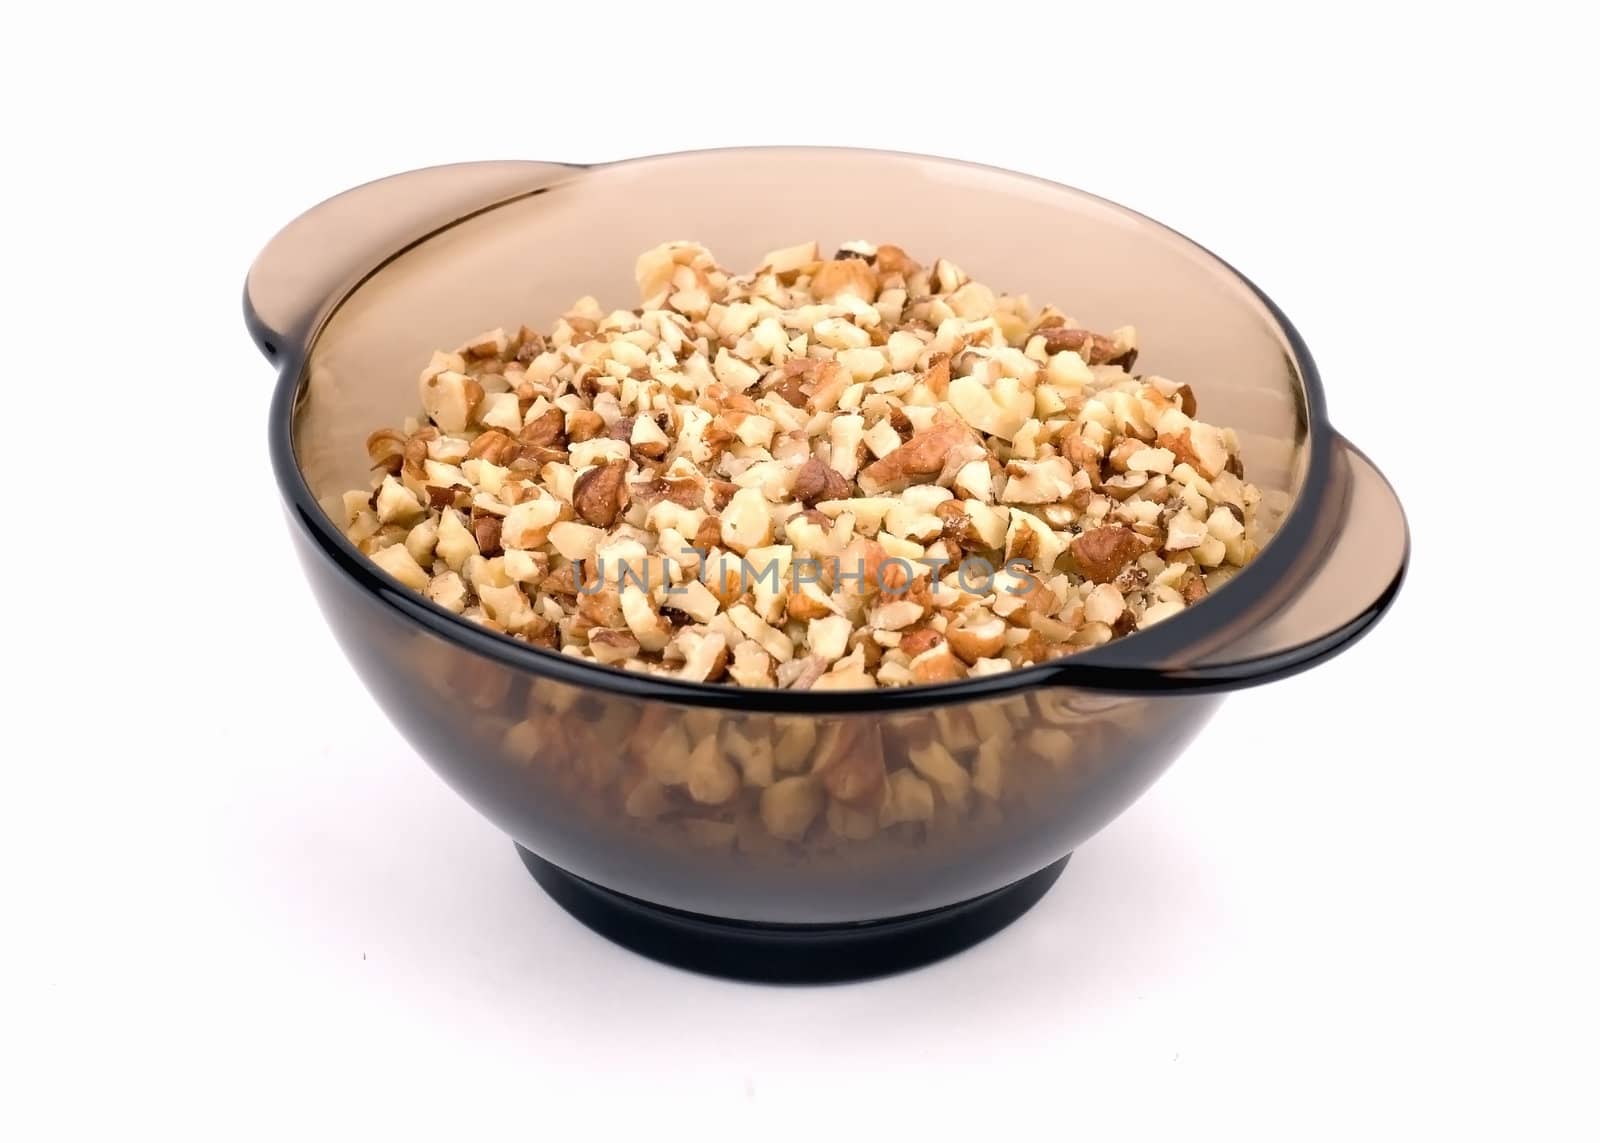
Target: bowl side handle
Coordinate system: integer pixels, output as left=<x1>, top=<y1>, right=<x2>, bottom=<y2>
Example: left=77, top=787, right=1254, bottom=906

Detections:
left=243, top=160, right=585, bottom=364
left=1044, top=433, right=1408, bottom=694
left=1175, top=433, right=1409, bottom=689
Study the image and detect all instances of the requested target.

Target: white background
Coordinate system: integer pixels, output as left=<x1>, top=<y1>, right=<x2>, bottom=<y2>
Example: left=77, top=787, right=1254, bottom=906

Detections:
left=4, top=2, right=1596, bottom=1139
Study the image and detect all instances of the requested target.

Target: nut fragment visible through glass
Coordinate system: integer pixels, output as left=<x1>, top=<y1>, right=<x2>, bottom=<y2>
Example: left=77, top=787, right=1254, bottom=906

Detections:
left=341, top=240, right=1267, bottom=691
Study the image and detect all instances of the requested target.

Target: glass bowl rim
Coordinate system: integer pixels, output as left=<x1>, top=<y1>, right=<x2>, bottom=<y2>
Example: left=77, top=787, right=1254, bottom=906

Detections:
left=266, top=145, right=1339, bottom=712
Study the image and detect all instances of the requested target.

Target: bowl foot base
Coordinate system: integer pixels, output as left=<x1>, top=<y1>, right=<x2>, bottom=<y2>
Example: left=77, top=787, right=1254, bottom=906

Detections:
left=516, top=846, right=1069, bottom=983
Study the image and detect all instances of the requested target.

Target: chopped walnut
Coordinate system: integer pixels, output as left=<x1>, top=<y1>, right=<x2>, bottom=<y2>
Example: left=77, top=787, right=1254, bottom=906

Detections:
left=344, top=240, right=1268, bottom=691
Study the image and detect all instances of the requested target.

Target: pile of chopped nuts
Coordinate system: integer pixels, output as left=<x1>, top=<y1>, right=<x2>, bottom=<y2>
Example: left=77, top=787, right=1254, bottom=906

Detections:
left=341, top=240, right=1266, bottom=689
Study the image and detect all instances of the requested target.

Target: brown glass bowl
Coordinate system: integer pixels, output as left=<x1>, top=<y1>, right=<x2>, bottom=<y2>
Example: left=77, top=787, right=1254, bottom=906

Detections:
left=246, top=149, right=1408, bottom=981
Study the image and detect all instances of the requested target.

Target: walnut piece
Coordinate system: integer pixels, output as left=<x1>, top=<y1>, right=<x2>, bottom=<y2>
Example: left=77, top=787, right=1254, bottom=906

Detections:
left=572, top=460, right=630, bottom=527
